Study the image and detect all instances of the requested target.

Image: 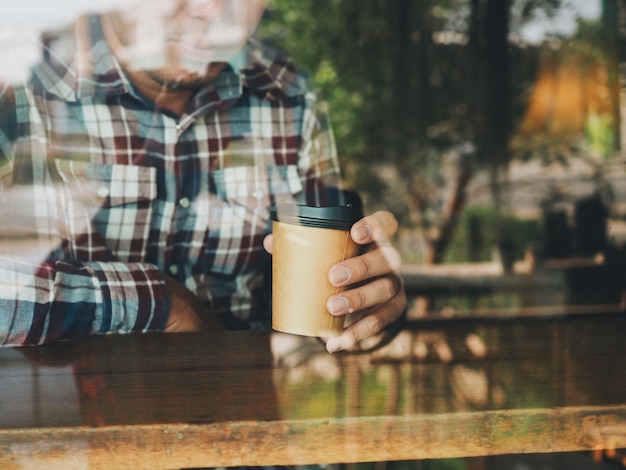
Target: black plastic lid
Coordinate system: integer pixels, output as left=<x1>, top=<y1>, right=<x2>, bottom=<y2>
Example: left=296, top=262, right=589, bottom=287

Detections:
left=271, top=203, right=362, bottom=230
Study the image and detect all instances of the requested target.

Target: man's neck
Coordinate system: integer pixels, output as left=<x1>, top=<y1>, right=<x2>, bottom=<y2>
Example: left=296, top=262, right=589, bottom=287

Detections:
left=120, top=68, right=195, bottom=117
left=100, top=12, right=226, bottom=117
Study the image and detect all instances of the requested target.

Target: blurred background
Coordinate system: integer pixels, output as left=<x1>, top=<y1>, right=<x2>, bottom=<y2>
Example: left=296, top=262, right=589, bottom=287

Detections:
left=260, top=0, right=623, bottom=256
left=260, top=0, right=626, bottom=319
left=2, top=2, right=626, bottom=469
left=1, top=0, right=625, bottom=317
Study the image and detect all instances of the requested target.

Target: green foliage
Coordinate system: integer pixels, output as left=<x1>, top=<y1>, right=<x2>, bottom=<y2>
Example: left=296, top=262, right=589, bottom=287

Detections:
left=585, top=113, right=616, bottom=158
left=278, top=365, right=469, bottom=469
left=261, top=0, right=477, bottom=222
left=443, top=206, right=542, bottom=263
left=260, top=0, right=619, bottom=262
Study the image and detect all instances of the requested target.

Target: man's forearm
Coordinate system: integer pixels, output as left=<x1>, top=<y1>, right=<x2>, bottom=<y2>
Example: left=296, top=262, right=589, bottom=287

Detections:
left=0, top=258, right=169, bottom=346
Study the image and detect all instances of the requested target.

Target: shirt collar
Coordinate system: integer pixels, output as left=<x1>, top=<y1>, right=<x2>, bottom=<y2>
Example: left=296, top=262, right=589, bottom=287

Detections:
left=238, top=37, right=308, bottom=99
left=31, top=14, right=307, bottom=103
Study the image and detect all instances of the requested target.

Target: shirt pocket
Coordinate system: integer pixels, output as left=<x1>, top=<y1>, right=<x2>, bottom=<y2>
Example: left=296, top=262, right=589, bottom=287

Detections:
left=212, top=164, right=303, bottom=220
left=54, top=160, right=157, bottom=261
left=198, top=164, right=302, bottom=276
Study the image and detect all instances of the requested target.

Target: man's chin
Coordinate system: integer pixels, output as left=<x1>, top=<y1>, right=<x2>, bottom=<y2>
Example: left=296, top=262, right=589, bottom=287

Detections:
left=144, top=63, right=227, bottom=90
left=145, top=70, right=207, bottom=90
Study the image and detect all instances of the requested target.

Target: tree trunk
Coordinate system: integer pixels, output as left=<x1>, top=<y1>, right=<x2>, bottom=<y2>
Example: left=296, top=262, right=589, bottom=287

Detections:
left=471, top=0, right=512, bottom=215
left=427, top=0, right=512, bottom=265
left=603, top=0, right=623, bottom=154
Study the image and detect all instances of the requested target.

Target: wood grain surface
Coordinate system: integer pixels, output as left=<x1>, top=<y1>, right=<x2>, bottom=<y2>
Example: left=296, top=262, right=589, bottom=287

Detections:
left=1, top=316, right=626, bottom=469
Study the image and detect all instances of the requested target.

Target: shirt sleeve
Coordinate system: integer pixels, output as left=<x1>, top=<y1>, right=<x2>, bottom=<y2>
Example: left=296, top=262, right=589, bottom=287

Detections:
left=0, top=86, right=170, bottom=347
left=297, top=90, right=345, bottom=207
left=0, top=258, right=169, bottom=346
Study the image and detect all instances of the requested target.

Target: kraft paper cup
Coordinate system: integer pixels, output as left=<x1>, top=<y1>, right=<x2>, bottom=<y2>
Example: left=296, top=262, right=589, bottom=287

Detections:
left=271, top=203, right=362, bottom=338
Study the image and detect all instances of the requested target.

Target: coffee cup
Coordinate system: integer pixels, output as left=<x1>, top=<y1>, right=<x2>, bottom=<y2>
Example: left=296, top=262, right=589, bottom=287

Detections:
left=270, top=203, right=362, bottom=338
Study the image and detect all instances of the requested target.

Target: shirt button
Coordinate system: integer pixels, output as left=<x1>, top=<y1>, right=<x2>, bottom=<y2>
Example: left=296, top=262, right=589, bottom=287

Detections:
left=169, top=265, right=179, bottom=275
left=97, top=186, right=109, bottom=198
left=179, top=197, right=190, bottom=208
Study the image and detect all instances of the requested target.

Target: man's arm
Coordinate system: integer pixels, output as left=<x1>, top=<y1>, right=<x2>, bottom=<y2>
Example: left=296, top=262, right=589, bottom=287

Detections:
left=0, top=257, right=170, bottom=346
left=0, top=86, right=178, bottom=346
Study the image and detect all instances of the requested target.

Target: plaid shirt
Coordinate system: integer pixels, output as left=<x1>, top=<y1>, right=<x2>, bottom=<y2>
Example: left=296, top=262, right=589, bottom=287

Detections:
left=0, top=15, right=342, bottom=346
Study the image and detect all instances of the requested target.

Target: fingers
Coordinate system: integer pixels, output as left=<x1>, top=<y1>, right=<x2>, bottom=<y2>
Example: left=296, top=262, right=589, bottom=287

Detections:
left=263, top=234, right=274, bottom=254
left=327, top=210, right=401, bottom=316
left=324, top=210, right=405, bottom=353
left=331, top=210, right=401, bottom=289
left=350, top=211, right=399, bottom=245
left=327, top=270, right=403, bottom=315
left=326, top=288, right=407, bottom=353
left=329, top=244, right=402, bottom=288
left=267, top=209, right=405, bottom=353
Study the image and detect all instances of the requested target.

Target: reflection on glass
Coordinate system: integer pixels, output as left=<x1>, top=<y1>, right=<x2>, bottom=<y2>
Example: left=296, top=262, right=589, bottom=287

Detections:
left=1, top=0, right=348, bottom=346
left=0, top=1, right=625, bottom=342
left=260, top=0, right=625, bottom=319
left=270, top=316, right=626, bottom=420
left=1, top=2, right=625, bottom=468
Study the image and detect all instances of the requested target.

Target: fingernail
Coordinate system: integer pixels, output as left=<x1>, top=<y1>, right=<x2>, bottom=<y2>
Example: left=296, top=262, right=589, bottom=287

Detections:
left=353, top=224, right=372, bottom=242
left=326, top=338, right=345, bottom=354
left=329, top=267, right=351, bottom=286
left=327, top=297, right=349, bottom=315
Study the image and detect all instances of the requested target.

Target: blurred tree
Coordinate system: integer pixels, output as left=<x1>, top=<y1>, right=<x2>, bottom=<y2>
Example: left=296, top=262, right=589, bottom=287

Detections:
left=261, top=0, right=621, bottom=265
left=262, top=0, right=474, bottom=265
left=601, top=0, right=622, bottom=152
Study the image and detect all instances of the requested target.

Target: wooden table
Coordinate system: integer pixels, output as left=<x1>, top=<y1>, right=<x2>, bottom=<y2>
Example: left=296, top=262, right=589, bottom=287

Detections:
left=1, top=314, right=626, bottom=469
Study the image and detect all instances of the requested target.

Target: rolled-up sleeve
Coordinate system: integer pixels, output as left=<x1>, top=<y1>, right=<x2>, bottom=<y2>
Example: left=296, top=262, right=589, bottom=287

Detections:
left=0, top=257, right=169, bottom=346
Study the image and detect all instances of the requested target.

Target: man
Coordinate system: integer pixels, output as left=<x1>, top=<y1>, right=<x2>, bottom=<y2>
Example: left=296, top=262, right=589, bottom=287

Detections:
left=0, top=0, right=406, bottom=353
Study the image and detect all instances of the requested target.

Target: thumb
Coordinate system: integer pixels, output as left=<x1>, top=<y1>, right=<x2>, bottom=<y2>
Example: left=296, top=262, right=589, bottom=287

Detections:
left=263, top=234, right=274, bottom=254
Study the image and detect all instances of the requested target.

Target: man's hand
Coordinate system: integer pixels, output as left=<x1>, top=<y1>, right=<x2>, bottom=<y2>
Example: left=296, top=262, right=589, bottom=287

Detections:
left=163, top=275, right=226, bottom=332
left=323, top=211, right=406, bottom=352
left=263, top=210, right=407, bottom=353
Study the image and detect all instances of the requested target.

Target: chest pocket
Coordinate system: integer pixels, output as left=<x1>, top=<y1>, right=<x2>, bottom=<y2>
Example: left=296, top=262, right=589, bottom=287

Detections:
left=212, top=163, right=303, bottom=218
left=54, top=160, right=157, bottom=262
left=193, top=164, right=302, bottom=277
